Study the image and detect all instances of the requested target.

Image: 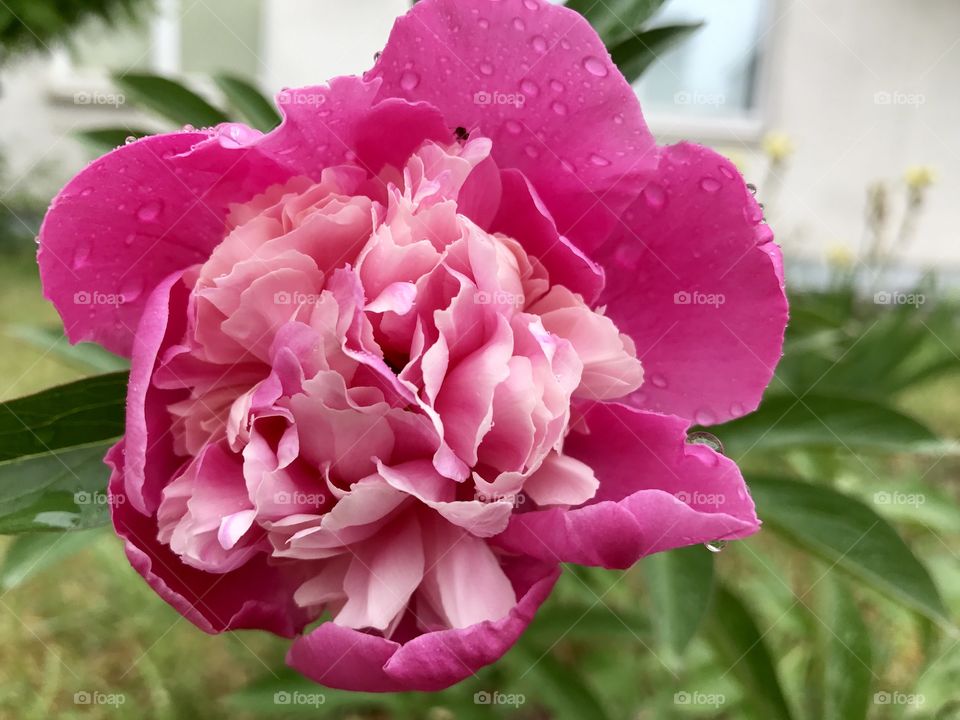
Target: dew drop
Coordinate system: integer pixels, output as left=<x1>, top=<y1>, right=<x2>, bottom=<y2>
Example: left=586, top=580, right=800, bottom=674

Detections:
left=478, top=17, right=490, bottom=29
left=524, top=144, right=540, bottom=159
left=693, top=408, right=717, bottom=426
left=504, top=119, right=523, bottom=135
left=744, top=203, right=764, bottom=224
left=79, top=187, right=94, bottom=197
left=72, top=242, right=91, bottom=269
left=687, top=430, right=724, bottom=454
left=650, top=373, right=668, bottom=389
left=530, top=35, right=548, bottom=53
left=399, top=70, right=420, bottom=91
left=479, top=61, right=494, bottom=76
left=719, top=165, right=736, bottom=180
left=705, top=540, right=727, bottom=554
left=519, top=79, right=540, bottom=97
left=512, top=17, right=525, bottom=30
left=613, top=113, right=624, bottom=125
left=549, top=79, right=565, bottom=93
left=137, top=200, right=163, bottom=223
left=729, top=402, right=746, bottom=418
left=551, top=100, right=568, bottom=116
left=181, top=124, right=195, bottom=132
left=124, top=135, right=138, bottom=145
left=700, top=176, right=722, bottom=193
left=588, top=153, right=610, bottom=167
left=642, top=183, right=667, bottom=209
left=120, top=277, right=144, bottom=303
left=523, top=0, right=538, bottom=9
left=583, top=56, right=609, bottom=77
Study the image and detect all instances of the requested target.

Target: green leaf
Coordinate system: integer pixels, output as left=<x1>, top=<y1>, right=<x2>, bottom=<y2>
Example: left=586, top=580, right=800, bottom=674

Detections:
left=74, top=127, right=152, bottom=154
left=822, top=579, right=873, bottom=720
left=0, top=527, right=104, bottom=590
left=0, top=373, right=128, bottom=462
left=214, top=74, right=281, bottom=132
left=643, top=544, right=714, bottom=659
left=0, top=441, right=115, bottom=533
left=564, top=0, right=669, bottom=43
left=718, top=393, right=947, bottom=458
left=748, top=475, right=950, bottom=627
left=112, top=73, right=229, bottom=128
left=609, top=23, right=703, bottom=82
left=6, top=325, right=129, bottom=373
left=705, top=583, right=794, bottom=720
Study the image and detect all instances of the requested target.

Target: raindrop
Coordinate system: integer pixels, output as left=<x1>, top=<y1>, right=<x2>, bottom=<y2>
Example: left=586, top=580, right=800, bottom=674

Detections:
left=704, top=540, right=727, bottom=554
left=523, top=0, right=538, bottom=9
left=549, top=79, right=565, bottom=93
left=700, top=176, right=721, bottom=193
left=588, top=153, right=610, bottom=167
left=650, top=373, right=668, bottom=388
left=693, top=408, right=717, bottom=426
left=124, top=234, right=136, bottom=247
left=373, top=51, right=382, bottom=61
left=613, top=113, right=624, bottom=124
left=79, top=187, right=94, bottom=197
left=399, top=70, right=420, bottom=91
left=530, top=35, right=548, bottom=53
left=137, top=200, right=163, bottom=223
left=551, top=101, right=568, bottom=116
left=72, top=243, right=91, bottom=269
left=583, top=56, right=609, bottom=77
left=524, top=144, right=540, bottom=159
left=746, top=182, right=758, bottom=195
left=124, top=136, right=138, bottom=145
left=504, top=119, right=523, bottom=135
left=719, top=165, right=736, bottom=180
left=478, top=18, right=490, bottom=29
left=120, top=277, right=144, bottom=303
left=642, top=183, right=667, bottom=209
left=479, top=61, right=494, bottom=76
left=519, top=79, right=540, bottom=97
left=687, top=430, right=724, bottom=455
left=182, top=124, right=195, bottom=132
left=512, top=17, right=525, bottom=31
left=729, top=402, right=746, bottom=418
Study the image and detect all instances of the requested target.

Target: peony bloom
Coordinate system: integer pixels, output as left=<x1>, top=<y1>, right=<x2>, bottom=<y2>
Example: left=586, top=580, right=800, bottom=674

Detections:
left=37, top=0, right=787, bottom=692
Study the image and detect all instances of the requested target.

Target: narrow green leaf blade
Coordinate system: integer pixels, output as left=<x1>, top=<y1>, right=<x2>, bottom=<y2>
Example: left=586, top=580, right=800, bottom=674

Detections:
left=0, top=441, right=115, bottom=533
left=705, top=583, right=794, bottom=720
left=749, top=475, right=950, bottom=627
left=214, top=74, right=281, bottom=132
left=643, top=544, right=714, bottom=659
left=565, top=0, right=669, bottom=43
left=609, top=23, right=703, bottom=82
left=0, top=527, right=104, bottom=590
left=112, top=73, right=229, bottom=128
left=823, top=579, right=873, bottom=720
left=0, top=373, right=127, bottom=462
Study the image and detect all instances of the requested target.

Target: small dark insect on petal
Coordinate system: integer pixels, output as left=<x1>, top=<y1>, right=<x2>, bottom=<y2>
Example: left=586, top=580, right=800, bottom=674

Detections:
left=454, top=126, right=470, bottom=142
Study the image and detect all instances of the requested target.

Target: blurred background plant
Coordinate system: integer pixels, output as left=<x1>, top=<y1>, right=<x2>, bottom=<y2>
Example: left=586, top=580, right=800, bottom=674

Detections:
left=1, top=1, right=959, bottom=719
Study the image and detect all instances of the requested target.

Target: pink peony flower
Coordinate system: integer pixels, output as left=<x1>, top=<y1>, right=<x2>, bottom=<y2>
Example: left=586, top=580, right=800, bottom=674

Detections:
left=37, top=0, right=787, bottom=692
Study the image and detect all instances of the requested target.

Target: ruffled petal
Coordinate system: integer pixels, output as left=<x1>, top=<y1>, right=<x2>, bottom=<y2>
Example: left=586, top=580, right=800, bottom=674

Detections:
left=594, top=142, right=788, bottom=425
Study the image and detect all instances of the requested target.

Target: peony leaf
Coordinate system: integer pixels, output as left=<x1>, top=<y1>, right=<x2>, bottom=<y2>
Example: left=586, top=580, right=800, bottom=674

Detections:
left=643, top=544, right=715, bottom=660
left=822, top=579, right=873, bottom=720
left=112, top=72, right=229, bottom=128
left=214, top=74, right=282, bottom=132
left=0, top=527, right=104, bottom=590
left=0, top=441, right=116, bottom=533
left=74, top=127, right=153, bottom=154
left=748, top=475, right=951, bottom=627
left=564, top=0, right=669, bottom=42
left=705, top=583, right=795, bottom=720
left=718, top=393, right=950, bottom=457
left=0, top=372, right=127, bottom=462
left=609, top=23, right=704, bottom=82
left=6, top=325, right=129, bottom=373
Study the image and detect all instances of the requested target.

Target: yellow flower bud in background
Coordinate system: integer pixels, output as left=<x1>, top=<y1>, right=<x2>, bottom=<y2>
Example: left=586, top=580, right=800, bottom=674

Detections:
left=904, top=165, right=935, bottom=192
left=826, top=243, right=855, bottom=268
left=762, top=132, right=794, bottom=163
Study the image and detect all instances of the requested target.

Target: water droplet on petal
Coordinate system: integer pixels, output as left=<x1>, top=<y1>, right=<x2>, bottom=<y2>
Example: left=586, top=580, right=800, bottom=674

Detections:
left=650, top=373, right=668, bottom=388
left=642, top=183, right=667, bottom=209
left=519, top=79, right=540, bottom=97
left=687, top=430, right=724, bottom=454
left=588, top=153, right=610, bottom=167
left=124, top=136, right=137, bottom=145
left=729, top=402, right=746, bottom=418
left=399, top=71, right=420, bottom=91
left=523, top=0, right=538, bottom=9
left=700, top=176, right=722, bottom=193
left=137, top=200, right=164, bottom=223
left=530, top=35, right=548, bottom=53
left=120, top=277, right=143, bottom=303
left=705, top=540, right=727, bottom=554
left=182, top=124, right=195, bottom=132
left=719, top=165, right=736, bottom=180
left=79, top=187, right=94, bottom=197
left=693, top=408, right=717, bottom=426
left=512, top=17, right=525, bottom=30
left=478, top=17, right=490, bottom=29
left=744, top=203, right=764, bottom=224
left=524, top=144, right=540, bottom=159
left=583, top=56, right=609, bottom=77
left=504, top=119, right=523, bottom=135
left=124, top=234, right=136, bottom=247
left=613, top=113, right=624, bottom=124
left=72, top=242, right=91, bottom=269
left=479, top=62, right=494, bottom=76
left=549, top=79, right=565, bottom=93
left=551, top=101, right=568, bottom=116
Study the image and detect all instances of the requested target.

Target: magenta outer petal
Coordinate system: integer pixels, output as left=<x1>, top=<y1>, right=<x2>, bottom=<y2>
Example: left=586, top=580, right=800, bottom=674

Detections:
left=370, top=0, right=657, bottom=252
left=38, top=131, right=292, bottom=357
left=286, top=559, right=560, bottom=691
left=107, top=443, right=309, bottom=637
left=594, top=142, right=789, bottom=425
left=493, top=402, right=760, bottom=569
